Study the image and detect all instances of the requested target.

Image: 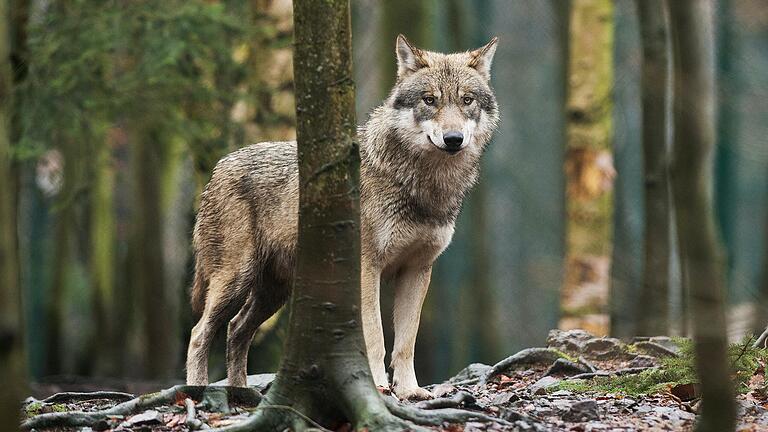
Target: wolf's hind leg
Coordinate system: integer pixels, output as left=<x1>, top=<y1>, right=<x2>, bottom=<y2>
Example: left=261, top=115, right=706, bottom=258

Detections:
left=186, top=276, right=235, bottom=385
left=391, top=265, right=433, bottom=400
left=226, top=272, right=288, bottom=387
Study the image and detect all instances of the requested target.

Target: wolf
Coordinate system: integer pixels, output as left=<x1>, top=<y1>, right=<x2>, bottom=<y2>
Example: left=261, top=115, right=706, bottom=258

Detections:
left=185, top=34, right=499, bottom=400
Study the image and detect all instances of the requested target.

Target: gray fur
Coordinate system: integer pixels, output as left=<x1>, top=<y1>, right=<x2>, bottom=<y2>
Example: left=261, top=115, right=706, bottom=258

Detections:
left=186, top=35, right=500, bottom=397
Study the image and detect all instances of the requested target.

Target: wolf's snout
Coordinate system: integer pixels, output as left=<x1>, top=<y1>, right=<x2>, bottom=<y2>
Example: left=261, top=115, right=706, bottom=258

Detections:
left=443, top=131, right=464, bottom=152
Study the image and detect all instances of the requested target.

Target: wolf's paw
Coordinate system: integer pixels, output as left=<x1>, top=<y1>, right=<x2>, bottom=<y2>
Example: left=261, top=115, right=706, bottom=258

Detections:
left=393, top=385, right=434, bottom=401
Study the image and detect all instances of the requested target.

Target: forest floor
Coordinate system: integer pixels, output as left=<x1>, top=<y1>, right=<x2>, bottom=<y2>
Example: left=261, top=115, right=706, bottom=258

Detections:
left=20, top=329, right=768, bottom=431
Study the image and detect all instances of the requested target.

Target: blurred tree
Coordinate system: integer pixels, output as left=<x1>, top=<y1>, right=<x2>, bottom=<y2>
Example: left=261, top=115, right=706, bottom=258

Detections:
left=18, top=0, right=248, bottom=378
left=246, top=0, right=410, bottom=429
left=635, top=0, right=672, bottom=336
left=129, top=126, right=176, bottom=378
left=442, top=0, right=502, bottom=374
left=380, top=0, right=430, bottom=94
left=0, top=0, right=27, bottom=425
left=562, top=0, right=615, bottom=335
left=668, top=1, right=735, bottom=431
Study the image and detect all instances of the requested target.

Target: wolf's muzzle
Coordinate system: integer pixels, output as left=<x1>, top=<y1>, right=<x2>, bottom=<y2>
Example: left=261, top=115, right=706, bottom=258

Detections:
left=443, top=131, right=464, bottom=154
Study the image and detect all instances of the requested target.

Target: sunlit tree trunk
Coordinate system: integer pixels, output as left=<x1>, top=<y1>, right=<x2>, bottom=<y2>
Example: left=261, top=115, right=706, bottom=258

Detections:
left=635, top=0, right=672, bottom=336
left=247, top=1, right=410, bottom=429
left=249, top=0, right=295, bottom=142
left=668, top=1, right=735, bottom=431
left=562, top=0, right=615, bottom=335
left=0, top=0, right=27, bottom=425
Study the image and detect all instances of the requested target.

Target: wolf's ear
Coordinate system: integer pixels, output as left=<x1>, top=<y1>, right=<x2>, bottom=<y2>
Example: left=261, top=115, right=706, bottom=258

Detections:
left=396, top=34, right=428, bottom=79
left=468, top=36, right=499, bottom=81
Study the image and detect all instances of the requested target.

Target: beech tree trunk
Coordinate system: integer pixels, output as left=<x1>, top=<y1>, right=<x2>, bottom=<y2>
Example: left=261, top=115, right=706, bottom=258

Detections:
left=635, top=0, right=672, bottom=336
left=668, top=1, right=735, bottom=431
left=562, top=0, right=615, bottom=335
left=0, top=0, right=26, bottom=426
left=247, top=1, right=411, bottom=429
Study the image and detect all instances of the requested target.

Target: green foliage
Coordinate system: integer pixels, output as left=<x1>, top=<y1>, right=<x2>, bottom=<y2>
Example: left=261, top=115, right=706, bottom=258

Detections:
left=553, top=337, right=767, bottom=396
left=24, top=402, right=42, bottom=416
left=16, top=0, right=251, bottom=159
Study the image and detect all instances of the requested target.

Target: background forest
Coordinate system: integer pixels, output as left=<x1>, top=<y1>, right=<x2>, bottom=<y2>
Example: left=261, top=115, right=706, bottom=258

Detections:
left=2, top=0, right=767, bottom=392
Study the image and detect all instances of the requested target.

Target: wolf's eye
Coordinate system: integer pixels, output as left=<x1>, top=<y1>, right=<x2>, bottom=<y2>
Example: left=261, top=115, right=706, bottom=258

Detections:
left=423, top=96, right=436, bottom=106
left=462, top=96, right=474, bottom=105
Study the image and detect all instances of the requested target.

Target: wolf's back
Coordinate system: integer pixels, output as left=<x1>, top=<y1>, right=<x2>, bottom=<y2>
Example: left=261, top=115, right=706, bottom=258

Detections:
left=190, top=141, right=299, bottom=315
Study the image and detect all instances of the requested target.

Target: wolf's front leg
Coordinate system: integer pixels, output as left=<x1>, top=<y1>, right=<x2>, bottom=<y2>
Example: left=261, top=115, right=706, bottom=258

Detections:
left=361, top=261, right=389, bottom=388
left=391, top=265, right=433, bottom=400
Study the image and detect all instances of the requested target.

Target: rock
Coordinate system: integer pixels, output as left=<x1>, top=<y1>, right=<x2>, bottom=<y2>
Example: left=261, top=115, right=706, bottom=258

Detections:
left=448, top=363, right=492, bottom=383
left=530, top=376, right=561, bottom=395
left=628, top=354, right=657, bottom=368
left=652, top=406, right=695, bottom=422
left=550, top=389, right=573, bottom=397
left=545, top=358, right=592, bottom=377
left=200, top=387, right=230, bottom=413
left=634, top=341, right=679, bottom=358
left=649, top=336, right=683, bottom=354
left=463, top=421, right=487, bottom=431
left=562, top=399, right=600, bottom=422
left=431, top=383, right=455, bottom=398
left=581, top=338, right=625, bottom=360
left=490, top=391, right=518, bottom=406
left=212, top=373, right=276, bottom=392
left=121, top=410, right=163, bottom=427
left=547, top=329, right=595, bottom=352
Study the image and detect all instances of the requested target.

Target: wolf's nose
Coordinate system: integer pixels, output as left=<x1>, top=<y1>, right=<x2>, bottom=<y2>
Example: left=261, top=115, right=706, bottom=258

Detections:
left=443, top=131, right=464, bottom=150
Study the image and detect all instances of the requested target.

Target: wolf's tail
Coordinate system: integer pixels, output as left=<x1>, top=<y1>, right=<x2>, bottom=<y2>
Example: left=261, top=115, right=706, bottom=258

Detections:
left=190, top=259, right=208, bottom=317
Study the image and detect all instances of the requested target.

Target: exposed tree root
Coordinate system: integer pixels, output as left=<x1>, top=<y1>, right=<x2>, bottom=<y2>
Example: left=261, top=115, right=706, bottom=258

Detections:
left=383, top=396, right=512, bottom=427
left=567, top=366, right=655, bottom=381
left=479, top=348, right=565, bottom=386
left=40, top=391, right=135, bottom=404
left=184, top=398, right=203, bottom=430
left=754, top=328, right=768, bottom=349
left=414, top=391, right=474, bottom=410
left=204, top=405, right=322, bottom=432
left=21, top=385, right=261, bottom=430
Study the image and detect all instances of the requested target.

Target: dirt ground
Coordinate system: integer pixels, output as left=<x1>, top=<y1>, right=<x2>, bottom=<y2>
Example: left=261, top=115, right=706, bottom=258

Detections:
left=21, top=330, right=768, bottom=431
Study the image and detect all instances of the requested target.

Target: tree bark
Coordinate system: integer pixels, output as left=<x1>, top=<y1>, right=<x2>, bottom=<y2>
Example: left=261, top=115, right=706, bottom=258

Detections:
left=635, top=0, right=672, bottom=336
left=130, top=127, right=177, bottom=378
left=668, top=1, right=736, bottom=431
left=0, top=0, right=27, bottom=426
left=89, top=134, right=117, bottom=375
left=249, top=1, right=411, bottom=429
left=562, top=0, right=615, bottom=335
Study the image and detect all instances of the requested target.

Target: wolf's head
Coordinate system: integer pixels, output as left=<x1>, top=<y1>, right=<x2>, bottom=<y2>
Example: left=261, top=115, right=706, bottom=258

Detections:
left=386, top=34, right=499, bottom=157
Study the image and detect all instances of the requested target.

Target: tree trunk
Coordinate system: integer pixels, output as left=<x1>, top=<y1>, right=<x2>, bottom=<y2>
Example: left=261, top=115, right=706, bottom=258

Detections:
left=130, top=128, right=177, bottom=379
left=0, top=0, right=26, bottom=426
left=89, top=134, right=117, bottom=375
left=668, top=1, right=735, bottom=431
left=561, top=0, right=615, bottom=335
left=635, top=0, right=672, bottom=336
left=380, top=0, right=430, bottom=95
left=246, top=1, right=410, bottom=429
